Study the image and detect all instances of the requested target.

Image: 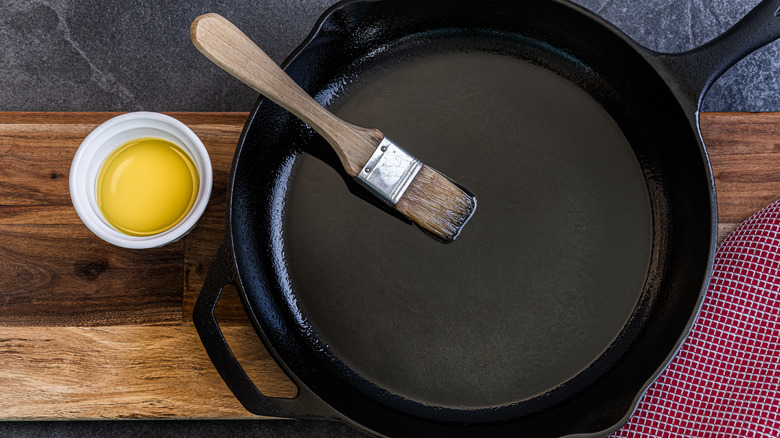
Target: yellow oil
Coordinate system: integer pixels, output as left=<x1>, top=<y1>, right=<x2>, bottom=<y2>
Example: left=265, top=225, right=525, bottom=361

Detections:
left=96, top=137, right=199, bottom=237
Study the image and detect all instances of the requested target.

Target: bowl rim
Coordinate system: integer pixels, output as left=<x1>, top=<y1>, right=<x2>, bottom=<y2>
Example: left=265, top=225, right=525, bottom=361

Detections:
left=69, top=111, right=213, bottom=249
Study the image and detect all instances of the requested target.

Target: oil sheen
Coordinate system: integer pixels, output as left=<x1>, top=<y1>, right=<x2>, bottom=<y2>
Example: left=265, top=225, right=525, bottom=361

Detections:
left=285, top=50, right=653, bottom=408
left=96, top=137, right=198, bottom=236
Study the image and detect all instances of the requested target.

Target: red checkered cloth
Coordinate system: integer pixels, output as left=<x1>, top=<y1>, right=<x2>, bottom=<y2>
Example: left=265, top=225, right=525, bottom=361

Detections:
left=612, top=200, right=780, bottom=438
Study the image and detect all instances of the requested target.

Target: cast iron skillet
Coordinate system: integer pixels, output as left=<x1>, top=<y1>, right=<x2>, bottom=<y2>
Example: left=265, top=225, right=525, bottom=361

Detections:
left=194, top=0, right=780, bottom=436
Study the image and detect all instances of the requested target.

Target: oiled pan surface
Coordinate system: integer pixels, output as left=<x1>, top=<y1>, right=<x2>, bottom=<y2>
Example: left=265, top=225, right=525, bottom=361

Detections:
left=230, top=0, right=714, bottom=433
left=284, top=41, right=652, bottom=408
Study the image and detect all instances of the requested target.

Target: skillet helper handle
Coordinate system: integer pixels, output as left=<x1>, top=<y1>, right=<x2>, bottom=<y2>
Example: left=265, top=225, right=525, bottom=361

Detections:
left=190, top=13, right=381, bottom=177
left=194, top=237, right=336, bottom=420
left=662, top=0, right=780, bottom=103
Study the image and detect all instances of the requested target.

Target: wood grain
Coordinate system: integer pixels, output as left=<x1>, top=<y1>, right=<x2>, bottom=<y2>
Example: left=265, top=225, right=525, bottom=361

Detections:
left=0, top=114, right=181, bottom=326
left=0, top=112, right=248, bottom=326
left=0, top=325, right=296, bottom=420
left=701, top=112, right=780, bottom=242
left=0, top=112, right=296, bottom=419
left=0, top=112, right=777, bottom=420
left=0, top=223, right=182, bottom=326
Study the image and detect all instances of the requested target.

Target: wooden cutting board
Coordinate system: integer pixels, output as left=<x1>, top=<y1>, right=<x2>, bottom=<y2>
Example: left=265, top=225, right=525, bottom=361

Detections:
left=0, top=112, right=776, bottom=420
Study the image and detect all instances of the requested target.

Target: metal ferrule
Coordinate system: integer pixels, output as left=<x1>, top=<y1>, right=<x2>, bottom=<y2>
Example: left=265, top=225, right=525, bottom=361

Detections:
left=355, top=137, right=422, bottom=206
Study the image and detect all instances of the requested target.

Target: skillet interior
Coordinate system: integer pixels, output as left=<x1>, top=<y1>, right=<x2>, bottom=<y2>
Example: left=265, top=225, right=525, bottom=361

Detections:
left=286, top=44, right=652, bottom=408
left=229, top=0, right=714, bottom=435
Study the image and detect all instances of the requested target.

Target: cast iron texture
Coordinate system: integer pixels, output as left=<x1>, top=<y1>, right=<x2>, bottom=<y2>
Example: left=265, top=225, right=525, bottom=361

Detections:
left=194, top=0, right=780, bottom=436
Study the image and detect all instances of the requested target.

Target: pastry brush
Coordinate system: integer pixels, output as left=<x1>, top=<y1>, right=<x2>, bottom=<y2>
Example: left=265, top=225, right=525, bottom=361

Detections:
left=190, top=13, right=476, bottom=242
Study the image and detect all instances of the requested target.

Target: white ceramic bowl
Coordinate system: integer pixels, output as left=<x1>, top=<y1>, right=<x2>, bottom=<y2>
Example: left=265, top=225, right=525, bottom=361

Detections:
left=70, top=112, right=213, bottom=249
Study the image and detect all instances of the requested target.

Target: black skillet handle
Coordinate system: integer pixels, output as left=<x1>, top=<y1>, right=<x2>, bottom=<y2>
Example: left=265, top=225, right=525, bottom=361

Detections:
left=657, top=0, right=780, bottom=107
left=193, top=236, right=337, bottom=420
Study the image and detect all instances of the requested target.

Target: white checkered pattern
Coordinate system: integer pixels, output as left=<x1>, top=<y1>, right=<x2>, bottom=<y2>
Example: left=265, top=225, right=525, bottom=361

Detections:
left=612, top=200, right=780, bottom=437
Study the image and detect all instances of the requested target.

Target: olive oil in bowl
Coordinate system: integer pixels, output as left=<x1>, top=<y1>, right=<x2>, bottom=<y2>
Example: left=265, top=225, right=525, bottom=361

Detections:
left=96, top=137, right=199, bottom=236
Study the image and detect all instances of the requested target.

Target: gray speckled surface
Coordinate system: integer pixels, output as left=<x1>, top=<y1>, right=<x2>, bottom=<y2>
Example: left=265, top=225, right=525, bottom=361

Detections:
left=1, top=1, right=778, bottom=437
left=0, top=0, right=337, bottom=112
left=1, top=0, right=779, bottom=113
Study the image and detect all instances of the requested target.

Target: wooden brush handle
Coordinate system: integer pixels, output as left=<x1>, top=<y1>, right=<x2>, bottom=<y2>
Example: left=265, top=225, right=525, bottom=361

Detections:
left=190, top=13, right=382, bottom=176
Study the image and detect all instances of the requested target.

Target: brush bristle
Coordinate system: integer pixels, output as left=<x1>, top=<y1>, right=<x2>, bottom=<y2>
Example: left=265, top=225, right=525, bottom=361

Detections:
left=394, top=165, right=476, bottom=242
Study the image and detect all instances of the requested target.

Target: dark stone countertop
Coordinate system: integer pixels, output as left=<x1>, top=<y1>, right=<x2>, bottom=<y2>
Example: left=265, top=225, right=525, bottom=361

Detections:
left=0, top=0, right=776, bottom=437
left=1, top=0, right=778, bottom=113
